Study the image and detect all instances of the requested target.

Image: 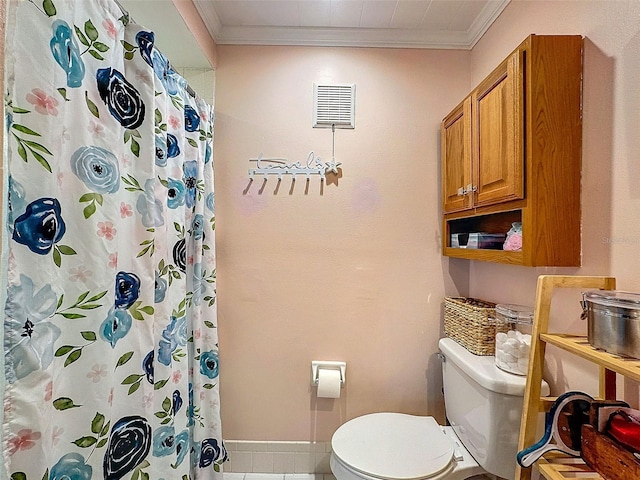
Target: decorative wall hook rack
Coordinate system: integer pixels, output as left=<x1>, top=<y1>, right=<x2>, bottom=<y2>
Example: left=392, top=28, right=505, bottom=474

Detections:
left=248, top=151, right=341, bottom=181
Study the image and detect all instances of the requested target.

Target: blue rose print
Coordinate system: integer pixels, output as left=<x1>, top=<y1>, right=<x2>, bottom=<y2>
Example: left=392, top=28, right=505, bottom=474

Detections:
left=158, top=315, right=187, bottom=366
left=136, top=178, right=164, bottom=228
left=184, top=105, right=200, bottom=132
left=4, top=274, right=60, bottom=382
left=50, top=20, right=85, bottom=88
left=96, top=67, right=146, bottom=129
left=205, top=142, right=212, bottom=164
left=7, top=176, right=27, bottom=231
left=166, top=178, right=186, bottom=210
left=199, top=438, right=227, bottom=468
left=172, top=238, right=187, bottom=273
left=191, top=214, right=204, bottom=240
left=167, top=133, right=180, bottom=158
left=152, top=49, right=178, bottom=95
left=135, top=30, right=155, bottom=67
left=172, top=390, right=183, bottom=414
left=199, top=350, right=219, bottom=379
left=174, top=430, right=189, bottom=467
left=50, top=452, right=92, bottom=480
left=104, top=416, right=151, bottom=480
left=155, top=135, right=167, bottom=167
left=190, top=263, right=206, bottom=307
left=152, top=426, right=175, bottom=457
left=205, top=192, right=215, bottom=213
left=154, top=272, right=167, bottom=303
left=70, top=146, right=121, bottom=194
left=183, top=160, right=198, bottom=209
left=114, top=271, right=141, bottom=309
left=143, top=350, right=154, bottom=384
left=13, top=197, right=66, bottom=255
left=100, top=307, right=133, bottom=348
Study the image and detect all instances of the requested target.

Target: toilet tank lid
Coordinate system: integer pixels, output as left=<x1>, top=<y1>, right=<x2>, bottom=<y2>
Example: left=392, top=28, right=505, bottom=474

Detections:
left=438, top=338, right=550, bottom=397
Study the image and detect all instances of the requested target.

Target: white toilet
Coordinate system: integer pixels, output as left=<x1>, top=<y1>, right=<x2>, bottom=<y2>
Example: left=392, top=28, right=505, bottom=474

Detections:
left=330, top=338, right=550, bottom=480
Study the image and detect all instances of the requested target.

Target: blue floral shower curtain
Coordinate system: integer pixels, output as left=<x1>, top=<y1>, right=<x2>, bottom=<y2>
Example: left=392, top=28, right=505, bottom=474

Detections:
left=2, top=1, right=224, bottom=479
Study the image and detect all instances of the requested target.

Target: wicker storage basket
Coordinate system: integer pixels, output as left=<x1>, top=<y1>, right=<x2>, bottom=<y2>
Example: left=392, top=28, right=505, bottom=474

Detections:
left=444, top=297, right=504, bottom=355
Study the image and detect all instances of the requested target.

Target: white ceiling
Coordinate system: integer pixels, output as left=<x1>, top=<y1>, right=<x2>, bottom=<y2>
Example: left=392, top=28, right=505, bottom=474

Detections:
left=194, top=0, right=511, bottom=49
left=119, top=0, right=511, bottom=68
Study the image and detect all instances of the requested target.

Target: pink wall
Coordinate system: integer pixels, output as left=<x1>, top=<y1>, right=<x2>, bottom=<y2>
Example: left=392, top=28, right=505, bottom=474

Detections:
left=467, top=0, right=640, bottom=402
left=212, top=0, right=640, bottom=441
left=214, top=45, right=470, bottom=440
left=172, top=0, right=217, bottom=68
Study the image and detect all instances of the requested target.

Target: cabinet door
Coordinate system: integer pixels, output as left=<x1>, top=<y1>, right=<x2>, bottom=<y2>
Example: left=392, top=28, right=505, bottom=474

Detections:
left=472, top=50, right=524, bottom=207
left=441, top=97, right=472, bottom=213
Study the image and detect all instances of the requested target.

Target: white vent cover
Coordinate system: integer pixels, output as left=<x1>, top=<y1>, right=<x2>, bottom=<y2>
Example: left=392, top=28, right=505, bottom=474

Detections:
left=313, top=83, right=355, bottom=129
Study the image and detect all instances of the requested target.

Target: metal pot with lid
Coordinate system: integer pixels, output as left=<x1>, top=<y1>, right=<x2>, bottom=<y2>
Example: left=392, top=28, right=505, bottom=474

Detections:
left=582, top=290, right=640, bottom=359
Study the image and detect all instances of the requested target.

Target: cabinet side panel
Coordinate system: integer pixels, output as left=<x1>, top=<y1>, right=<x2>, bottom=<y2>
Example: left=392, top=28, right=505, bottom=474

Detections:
left=525, top=35, right=583, bottom=266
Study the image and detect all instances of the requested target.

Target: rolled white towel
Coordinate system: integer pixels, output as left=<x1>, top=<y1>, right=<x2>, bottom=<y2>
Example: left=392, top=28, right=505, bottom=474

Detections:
left=503, top=353, right=517, bottom=364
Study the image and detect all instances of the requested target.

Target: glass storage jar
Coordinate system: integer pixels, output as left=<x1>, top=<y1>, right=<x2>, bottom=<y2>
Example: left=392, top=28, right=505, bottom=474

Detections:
left=494, top=304, right=534, bottom=375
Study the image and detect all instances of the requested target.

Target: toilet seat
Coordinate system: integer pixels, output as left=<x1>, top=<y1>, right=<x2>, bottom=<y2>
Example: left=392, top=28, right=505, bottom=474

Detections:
left=331, top=413, right=456, bottom=480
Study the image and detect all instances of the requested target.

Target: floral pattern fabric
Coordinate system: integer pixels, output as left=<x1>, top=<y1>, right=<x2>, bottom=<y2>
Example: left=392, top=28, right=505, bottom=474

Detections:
left=3, top=1, right=223, bottom=479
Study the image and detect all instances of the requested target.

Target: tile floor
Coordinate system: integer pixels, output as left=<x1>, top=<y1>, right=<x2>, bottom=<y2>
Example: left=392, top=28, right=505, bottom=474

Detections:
left=225, top=474, right=335, bottom=480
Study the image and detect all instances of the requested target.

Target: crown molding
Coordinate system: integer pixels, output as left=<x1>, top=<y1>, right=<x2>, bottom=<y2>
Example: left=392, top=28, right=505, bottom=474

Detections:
left=194, top=0, right=510, bottom=50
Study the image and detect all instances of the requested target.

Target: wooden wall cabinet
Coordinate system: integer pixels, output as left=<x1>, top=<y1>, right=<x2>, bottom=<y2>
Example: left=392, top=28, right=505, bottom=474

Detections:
left=441, top=35, right=583, bottom=267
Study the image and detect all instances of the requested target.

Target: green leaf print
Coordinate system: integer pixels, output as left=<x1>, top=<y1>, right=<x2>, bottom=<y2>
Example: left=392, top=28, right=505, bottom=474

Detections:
left=88, top=49, right=105, bottom=61
left=85, top=91, right=100, bottom=118
left=53, top=397, right=82, bottom=410
left=116, top=351, right=134, bottom=368
left=129, top=301, right=155, bottom=321
left=55, top=289, right=107, bottom=318
left=137, top=238, right=155, bottom=258
left=93, top=41, right=109, bottom=53
left=10, top=473, right=27, bottom=480
left=42, top=0, right=56, bottom=15
left=64, top=349, right=82, bottom=366
left=91, top=412, right=106, bottom=434
left=73, top=436, right=97, bottom=448
left=81, top=331, right=97, bottom=341
left=10, top=120, right=53, bottom=171
left=123, top=174, right=144, bottom=192
left=121, top=40, right=136, bottom=52
left=52, top=244, right=77, bottom=267
left=84, top=19, right=98, bottom=42
left=79, top=192, right=104, bottom=218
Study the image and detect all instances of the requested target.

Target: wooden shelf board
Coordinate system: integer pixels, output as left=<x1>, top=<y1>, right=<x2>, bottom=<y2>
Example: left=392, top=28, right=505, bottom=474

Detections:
left=538, top=459, right=602, bottom=480
left=540, top=334, right=640, bottom=383
left=442, top=247, right=523, bottom=264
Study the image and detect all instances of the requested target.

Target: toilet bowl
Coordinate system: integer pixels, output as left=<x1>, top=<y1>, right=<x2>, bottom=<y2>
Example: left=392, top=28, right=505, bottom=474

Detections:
left=330, top=412, right=484, bottom=480
left=330, top=338, right=550, bottom=480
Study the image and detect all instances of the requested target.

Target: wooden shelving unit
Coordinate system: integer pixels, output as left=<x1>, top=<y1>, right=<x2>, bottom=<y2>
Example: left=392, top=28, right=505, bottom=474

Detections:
left=515, top=275, right=618, bottom=480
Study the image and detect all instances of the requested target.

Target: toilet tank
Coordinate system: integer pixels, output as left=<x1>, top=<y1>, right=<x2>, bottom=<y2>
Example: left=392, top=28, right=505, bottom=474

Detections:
left=439, top=338, right=549, bottom=480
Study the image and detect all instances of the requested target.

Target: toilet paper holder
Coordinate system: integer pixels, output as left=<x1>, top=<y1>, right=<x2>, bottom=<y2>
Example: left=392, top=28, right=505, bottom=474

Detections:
left=311, top=361, right=346, bottom=386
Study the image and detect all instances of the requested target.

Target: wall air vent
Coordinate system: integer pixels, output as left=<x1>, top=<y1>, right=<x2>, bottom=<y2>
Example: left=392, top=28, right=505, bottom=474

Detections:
left=313, top=83, right=355, bottom=129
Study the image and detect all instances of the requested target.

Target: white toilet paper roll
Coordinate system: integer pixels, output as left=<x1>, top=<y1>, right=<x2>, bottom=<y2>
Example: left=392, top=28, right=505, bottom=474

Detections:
left=317, top=368, right=342, bottom=398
